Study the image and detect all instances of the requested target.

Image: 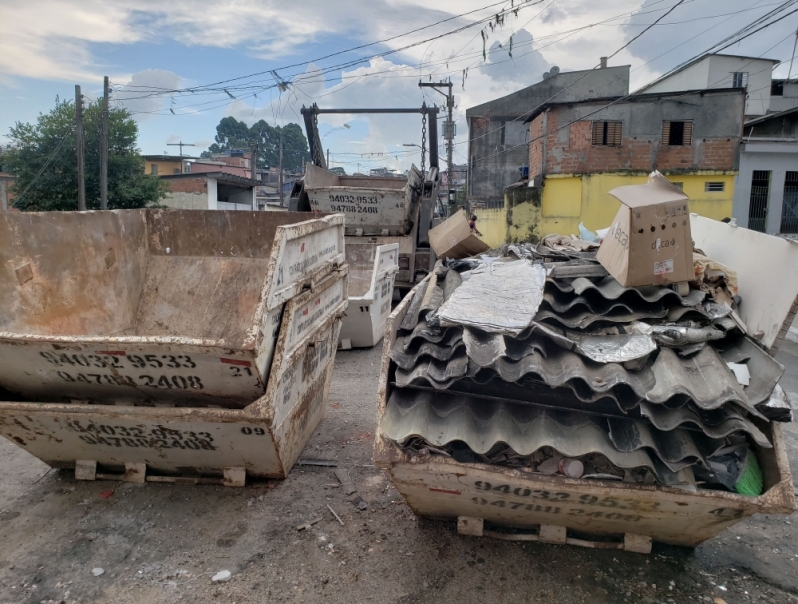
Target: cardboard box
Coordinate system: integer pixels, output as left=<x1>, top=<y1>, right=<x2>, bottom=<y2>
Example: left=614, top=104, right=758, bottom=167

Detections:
left=429, top=209, right=490, bottom=260
left=596, top=171, right=692, bottom=287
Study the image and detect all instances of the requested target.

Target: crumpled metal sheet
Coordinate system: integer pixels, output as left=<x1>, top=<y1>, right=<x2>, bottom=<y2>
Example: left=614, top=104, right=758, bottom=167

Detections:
left=638, top=401, right=771, bottom=448
left=381, top=388, right=695, bottom=486
left=606, top=418, right=724, bottom=469
left=628, top=322, right=726, bottom=347
left=550, top=276, right=706, bottom=307
left=560, top=329, right=657, bottom=363
left=395, top=342, right=763, bottom=414
left=543, top=289, right=667, bottom=316
left=438, top=260, right=546, bottom=335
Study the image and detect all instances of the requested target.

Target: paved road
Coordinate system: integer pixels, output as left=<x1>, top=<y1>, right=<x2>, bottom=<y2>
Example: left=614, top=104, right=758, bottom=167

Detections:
left=0, top=343, right=795, bottom=603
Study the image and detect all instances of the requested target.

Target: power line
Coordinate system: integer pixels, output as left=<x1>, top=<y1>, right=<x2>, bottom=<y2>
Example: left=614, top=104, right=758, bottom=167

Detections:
left=469, top=3, right=798, bottom=167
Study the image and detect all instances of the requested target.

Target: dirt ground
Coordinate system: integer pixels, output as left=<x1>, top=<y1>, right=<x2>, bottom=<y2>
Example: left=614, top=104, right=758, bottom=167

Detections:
left=0, top=340, right=797, bottom=604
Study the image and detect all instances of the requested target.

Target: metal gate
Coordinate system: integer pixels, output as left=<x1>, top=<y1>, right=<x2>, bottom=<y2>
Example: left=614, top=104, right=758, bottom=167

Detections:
left=748, top=170, right=770, bottom=232
left=780, top=171, right=798, bottom=233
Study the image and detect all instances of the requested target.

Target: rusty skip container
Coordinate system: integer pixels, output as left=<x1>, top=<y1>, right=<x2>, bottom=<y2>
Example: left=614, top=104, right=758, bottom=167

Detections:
left=0, top=266, right=348, bottom=482
left=303, top=163, right=422, bottom=237
left=373, top=277, right=796, bottom=548
left=0, top=209, right=345, bottom=408
left=339, top=243, right=399, bottom=348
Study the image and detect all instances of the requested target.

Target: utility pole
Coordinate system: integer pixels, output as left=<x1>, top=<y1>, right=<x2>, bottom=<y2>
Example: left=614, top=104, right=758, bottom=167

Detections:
left=249, top=140, right=258, bottom=181
left=788, top=26, right=798, bottom=80
left=100, top=76, right=109, bottom=209
left=419, top=81, right=454, bottom=206
left=167, top=141, right=195, bottom=157
left=327, top=148, right=330, bottom=170
left=278, top=129, right=284, bottom=206
left=0, top=180, right=8, bottom=213
left=75, top=85, right=86, bottom=211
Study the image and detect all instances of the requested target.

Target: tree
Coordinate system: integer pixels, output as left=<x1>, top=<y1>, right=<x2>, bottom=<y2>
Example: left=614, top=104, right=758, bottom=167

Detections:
left=4, top=97, right=167, bottom=211
left=329, top=167, right=347, bottom=176
left=207, top=117, right=310, bottom=172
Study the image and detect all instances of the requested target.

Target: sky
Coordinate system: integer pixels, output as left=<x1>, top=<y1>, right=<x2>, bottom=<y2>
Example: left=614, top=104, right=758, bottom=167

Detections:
left=1, top=0, right=797, bottom=173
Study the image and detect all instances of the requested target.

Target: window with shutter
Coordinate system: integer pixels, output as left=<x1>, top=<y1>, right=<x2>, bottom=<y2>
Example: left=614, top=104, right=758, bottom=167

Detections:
left=683, top=121, right=693, bottom=146
left=662, top=121, right=693, bottom=146
left=591, top=121, right=622, bottom=146
left=591, top=122, right=603, bottom=145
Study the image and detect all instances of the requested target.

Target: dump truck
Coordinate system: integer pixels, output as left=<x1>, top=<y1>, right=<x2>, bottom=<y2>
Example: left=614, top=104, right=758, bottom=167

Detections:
left=0, top=209, right=348, bottom=485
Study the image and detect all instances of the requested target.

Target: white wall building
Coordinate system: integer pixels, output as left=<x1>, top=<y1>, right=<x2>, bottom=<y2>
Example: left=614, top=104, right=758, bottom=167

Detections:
left=733, top=108, right=798, bottom=234
left=640, top=54, right=780, bottom=117
left=770, top=78, right=798, bottom=113
left=159, top=173, right=258, bottom=211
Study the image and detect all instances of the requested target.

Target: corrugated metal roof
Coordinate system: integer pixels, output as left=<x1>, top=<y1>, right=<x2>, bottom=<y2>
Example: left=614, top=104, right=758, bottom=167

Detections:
left=382, top=388, right=696, bottom=486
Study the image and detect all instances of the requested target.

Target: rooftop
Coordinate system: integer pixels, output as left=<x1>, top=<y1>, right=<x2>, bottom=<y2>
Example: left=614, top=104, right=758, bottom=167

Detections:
left=158, top=172, right=261, bottom=188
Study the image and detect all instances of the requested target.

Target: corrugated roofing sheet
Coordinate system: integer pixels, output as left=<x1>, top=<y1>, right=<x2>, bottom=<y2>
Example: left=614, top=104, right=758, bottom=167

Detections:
left=395, top=344, right=765, bottom=414
left=382, top=388, right=696, bottom=486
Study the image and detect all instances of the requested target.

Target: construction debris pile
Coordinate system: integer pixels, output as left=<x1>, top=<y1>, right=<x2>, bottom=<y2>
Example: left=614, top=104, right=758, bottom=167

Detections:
left=381, top=239, right=789, bottom=495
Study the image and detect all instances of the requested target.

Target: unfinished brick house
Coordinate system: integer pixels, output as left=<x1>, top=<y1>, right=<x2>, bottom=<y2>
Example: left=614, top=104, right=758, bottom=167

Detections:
left=521, top=88, right=745, bottom=238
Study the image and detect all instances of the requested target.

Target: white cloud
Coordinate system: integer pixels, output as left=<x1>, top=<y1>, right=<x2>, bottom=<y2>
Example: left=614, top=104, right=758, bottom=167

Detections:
left=115, top=69, right=183, bottom=121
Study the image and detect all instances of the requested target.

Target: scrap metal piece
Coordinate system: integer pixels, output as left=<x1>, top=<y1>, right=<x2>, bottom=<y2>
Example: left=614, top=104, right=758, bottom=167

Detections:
left=381, top=389, right=695, bottom=486
left=628, top=322, right=726, bottom=347
left=572, top=333, right=656, bottom=363
left=438, top=261, right=546, bottom=335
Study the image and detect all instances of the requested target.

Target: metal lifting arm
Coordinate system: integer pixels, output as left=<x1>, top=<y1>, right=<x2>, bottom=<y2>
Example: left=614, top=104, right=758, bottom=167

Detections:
left=300, top=103, right=439, bottom=171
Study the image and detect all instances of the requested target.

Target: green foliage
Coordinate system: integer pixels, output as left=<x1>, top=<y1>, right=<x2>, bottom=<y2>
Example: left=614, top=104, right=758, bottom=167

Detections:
left=4, top=96, right=167, bottom=211
left=208, top=117, right=310, bottom=171
left=329, top=166, right=347, bottom=176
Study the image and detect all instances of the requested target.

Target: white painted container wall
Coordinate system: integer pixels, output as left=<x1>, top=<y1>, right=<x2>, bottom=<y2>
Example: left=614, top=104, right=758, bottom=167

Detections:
left=0, top=268, right=348, bottom=482
left=340, top=243, right=399, bottom=348
left=0, top=210, right=345, bottom=408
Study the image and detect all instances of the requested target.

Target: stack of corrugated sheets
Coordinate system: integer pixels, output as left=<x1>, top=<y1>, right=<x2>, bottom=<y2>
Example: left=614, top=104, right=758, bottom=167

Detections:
left=380, top=244, right=788, bottom=493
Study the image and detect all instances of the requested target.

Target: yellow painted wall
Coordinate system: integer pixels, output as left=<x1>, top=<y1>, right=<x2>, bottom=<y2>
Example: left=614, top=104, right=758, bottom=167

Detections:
left=473, top=172, right=735, bottom=246
left=471, top=207, right=507, bottom=248
left=504, top=172, right=735, bottom=244
left=145, top=159, right=183, bottom=176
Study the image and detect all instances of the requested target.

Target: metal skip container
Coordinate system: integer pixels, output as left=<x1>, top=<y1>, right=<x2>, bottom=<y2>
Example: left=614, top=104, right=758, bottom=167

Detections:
left=373, top=276, right=795, bottom=549
left=339, top=243, right=399, bottom=348
left=0, top=209, right=348, bottom=484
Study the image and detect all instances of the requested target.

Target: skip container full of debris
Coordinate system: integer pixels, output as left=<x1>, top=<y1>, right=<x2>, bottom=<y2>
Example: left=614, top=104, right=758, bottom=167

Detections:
left=373, top=214, right=796, bottom=549
left=0, top=209, right=349, bottom=484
